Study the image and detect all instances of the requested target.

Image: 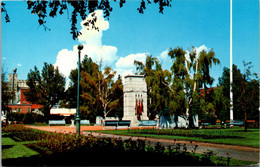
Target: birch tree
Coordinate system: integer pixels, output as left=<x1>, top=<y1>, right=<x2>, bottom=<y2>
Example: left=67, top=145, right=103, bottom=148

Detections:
left=168, top=47, right=220, bottom=128
left=81, top=64, right=123, bottom=119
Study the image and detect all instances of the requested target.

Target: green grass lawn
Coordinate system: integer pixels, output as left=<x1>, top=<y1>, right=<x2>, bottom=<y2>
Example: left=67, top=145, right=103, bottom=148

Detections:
left=2, top=134, right=39, bottom=159
left=92, top=127, right=260, bottom=148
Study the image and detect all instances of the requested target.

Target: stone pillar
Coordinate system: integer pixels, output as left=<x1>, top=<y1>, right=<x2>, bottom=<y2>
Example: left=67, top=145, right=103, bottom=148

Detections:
left=122, top=75, right=149, bottom=127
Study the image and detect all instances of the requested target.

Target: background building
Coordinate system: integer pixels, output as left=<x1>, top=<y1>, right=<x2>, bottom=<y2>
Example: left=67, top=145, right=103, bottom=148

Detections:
left=7, top=73, right=43, bottom=114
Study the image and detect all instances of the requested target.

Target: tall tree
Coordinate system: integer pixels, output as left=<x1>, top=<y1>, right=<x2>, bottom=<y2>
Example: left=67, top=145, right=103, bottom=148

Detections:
left=24, top=62, right=66, bottom=120
left=1, top=0, right=172, bottom=40
left=1, top=68, right=15, bottom=122
left=61, top=55, right=95, bottom=109
left=237, top=61, right=258, bottom=132
left=134, top=56, right=172, bottom=119
left=80, top=62, right=123, bottom=120
left=167, top=47, right=220, bottom=128
left=217, top=63, right=259, bottom=130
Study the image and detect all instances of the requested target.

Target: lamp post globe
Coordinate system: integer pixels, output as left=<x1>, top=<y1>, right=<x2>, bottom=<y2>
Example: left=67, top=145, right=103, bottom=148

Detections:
left=78, top=44, right=84, bottom=51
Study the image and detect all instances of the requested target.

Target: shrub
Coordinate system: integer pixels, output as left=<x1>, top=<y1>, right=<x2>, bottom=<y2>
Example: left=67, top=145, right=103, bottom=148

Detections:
left=23, top=113, right=35, bottom=124
left=6, top=112, right=24, bottom=122
left=2, top=124, right=32, bottom=133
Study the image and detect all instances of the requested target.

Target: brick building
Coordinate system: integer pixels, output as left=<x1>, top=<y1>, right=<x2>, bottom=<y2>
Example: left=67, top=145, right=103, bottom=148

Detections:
left=7, top=73, right=43, bottom=114
left=8, top=87, right=43, bottom=114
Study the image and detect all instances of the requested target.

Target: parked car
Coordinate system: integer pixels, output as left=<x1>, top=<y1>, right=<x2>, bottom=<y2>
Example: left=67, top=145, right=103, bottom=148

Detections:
left=227, top=120, right=244, bottom=127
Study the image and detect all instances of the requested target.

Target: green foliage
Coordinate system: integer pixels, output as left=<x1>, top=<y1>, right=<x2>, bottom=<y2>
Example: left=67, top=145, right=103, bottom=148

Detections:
left=3, top=125, right=223, bottom=166
left=62, top=55, right=123, bottom=122
left=2, top=124, right=32, bottom=133
left=166, top=47, right=220, bottom=127
left=24, top=62, right=66, bottom=120
left=217, top=63, right=259, bottom=126
left=1, top=68, right=14, bottom=114
left=134, top=55, right=173, bottom=119
left=6, top=112, right=24, bottom=123
left=81, top=62, right=123, bottom=119
left=22, top=113, right=35, bottom=124
left=2, top=125, right=257, bottom=166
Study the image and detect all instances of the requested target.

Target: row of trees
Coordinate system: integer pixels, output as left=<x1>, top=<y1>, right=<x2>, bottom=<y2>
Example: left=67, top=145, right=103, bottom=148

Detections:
left=134, top=47, right=221, bottom=128
left=22, top=56, right=123, bottom=123
left=2, top=47, right=258, bottom=129
left=217, top=62, right=259, bottom=131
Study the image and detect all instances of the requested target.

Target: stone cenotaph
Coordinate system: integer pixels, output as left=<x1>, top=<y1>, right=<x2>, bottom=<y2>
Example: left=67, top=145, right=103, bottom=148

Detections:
left=122, top=75, right=149, bottom=127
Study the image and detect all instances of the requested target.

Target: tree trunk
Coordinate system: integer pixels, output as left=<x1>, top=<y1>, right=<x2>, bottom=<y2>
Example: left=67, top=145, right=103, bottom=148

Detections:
left=188, top=114, right=195, bottom=129
left=174, top=114, right=178, bottom=128
left=244, top=110, right=247, bottom=132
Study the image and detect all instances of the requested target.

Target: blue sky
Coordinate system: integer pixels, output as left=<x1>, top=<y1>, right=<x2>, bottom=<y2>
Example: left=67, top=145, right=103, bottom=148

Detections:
left=1, top=0, right=259, bottom=87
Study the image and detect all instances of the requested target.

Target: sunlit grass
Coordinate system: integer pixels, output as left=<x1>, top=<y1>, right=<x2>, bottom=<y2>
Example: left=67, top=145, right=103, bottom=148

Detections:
left=2, top=136, right=39, bottom=159
left=92, top=127, right=259, bottom=147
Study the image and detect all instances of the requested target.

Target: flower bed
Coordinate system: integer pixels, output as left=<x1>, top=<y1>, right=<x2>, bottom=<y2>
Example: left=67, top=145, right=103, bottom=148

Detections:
left=2, top=125, right=229, bottom=166
left=2, top=124, right=32, bottom=133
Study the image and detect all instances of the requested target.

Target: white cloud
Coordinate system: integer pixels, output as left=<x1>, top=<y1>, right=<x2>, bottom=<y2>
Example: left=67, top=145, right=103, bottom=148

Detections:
left=159, top=49, right=169, bottom=60
left=2, top=57, right=6, bottom=60
left=115, top=53, right=147, bottom=69
left=114, top=53, right=148, bottom=82
left=78, top=10, right=109, bottom=46
left=54, top=10, right=118, bottom=79
left=17, top=64, right=22, bottom=67
left=185, top=45, right=209, bottom=63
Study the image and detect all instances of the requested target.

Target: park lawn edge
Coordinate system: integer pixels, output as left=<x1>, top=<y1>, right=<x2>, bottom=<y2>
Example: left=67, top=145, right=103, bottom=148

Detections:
left=89, top=129, right=259, bottom=148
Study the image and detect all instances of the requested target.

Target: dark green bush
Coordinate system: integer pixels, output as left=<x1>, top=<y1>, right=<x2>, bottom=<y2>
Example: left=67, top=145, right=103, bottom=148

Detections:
left=23, top=113, right=35, bottom=124
left=7, top=112, right=24, bottom=122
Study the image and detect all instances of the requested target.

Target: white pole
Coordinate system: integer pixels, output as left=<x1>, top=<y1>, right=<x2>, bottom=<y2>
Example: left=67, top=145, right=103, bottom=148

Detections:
left=230, top=0, right=234, bottom=123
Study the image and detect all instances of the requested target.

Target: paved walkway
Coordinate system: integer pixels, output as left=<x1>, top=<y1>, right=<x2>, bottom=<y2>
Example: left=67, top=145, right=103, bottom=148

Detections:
left=26, top=125, right=260, bottom=163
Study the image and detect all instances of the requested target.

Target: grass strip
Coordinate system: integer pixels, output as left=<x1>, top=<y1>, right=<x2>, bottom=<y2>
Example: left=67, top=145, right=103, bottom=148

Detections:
left=91, top=127, right=259, bottom=147
left=2, top=137, right=39, bottom=159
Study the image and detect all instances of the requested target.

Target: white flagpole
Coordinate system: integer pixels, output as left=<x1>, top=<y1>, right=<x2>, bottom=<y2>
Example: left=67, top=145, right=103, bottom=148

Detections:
left=230, top=0, right=234, bottom=124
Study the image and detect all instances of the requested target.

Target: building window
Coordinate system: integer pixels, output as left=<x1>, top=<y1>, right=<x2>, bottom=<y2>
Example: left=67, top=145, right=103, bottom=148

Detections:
left=18, top=108, right=21, bottom=112
left=28, top=108, right=31, bottom=113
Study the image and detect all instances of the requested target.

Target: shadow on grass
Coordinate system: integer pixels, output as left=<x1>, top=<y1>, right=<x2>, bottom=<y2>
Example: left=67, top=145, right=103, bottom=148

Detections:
left=2, top=145, right=14, bottom=149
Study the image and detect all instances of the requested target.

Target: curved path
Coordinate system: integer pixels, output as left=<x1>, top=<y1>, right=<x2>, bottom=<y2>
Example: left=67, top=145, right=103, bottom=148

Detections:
left=26, top=125, right=260, bottom=163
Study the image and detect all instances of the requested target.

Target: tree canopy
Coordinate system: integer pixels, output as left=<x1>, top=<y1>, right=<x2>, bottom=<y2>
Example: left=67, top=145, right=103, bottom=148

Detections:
left=24, top=62, right=66, bottom=120
left=217, top=62, right=259, bottom=131
left=1, top=0, right=172, bottom=39
left=1, top=68, right=14, bottom=114
left=61, top=55, right=123, bottom=122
